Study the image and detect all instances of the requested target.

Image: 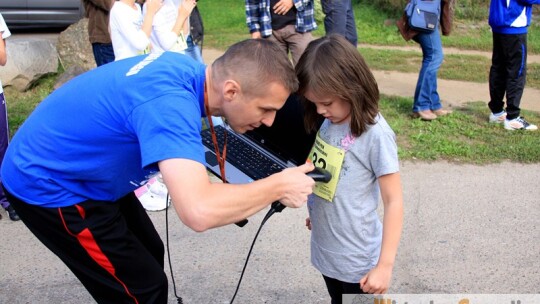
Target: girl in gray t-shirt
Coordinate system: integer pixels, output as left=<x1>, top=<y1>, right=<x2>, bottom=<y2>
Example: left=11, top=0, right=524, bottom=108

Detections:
left=296, top=34, right=404, bottom=301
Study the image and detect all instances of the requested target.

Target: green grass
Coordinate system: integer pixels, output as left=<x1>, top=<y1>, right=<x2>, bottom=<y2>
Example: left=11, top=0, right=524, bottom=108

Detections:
left=4, top=74, right=57, bottom=136
left=5, top=0, right=540, bottom=164
left=381, top=97, right=540, bottom=163
left=198, top=0, right=540, bottom=53
left=359, top=48, right=540, bottom=89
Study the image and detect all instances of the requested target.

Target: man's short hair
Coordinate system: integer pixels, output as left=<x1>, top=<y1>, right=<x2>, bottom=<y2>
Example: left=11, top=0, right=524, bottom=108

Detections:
left=211, top=39, right=298, bottom=97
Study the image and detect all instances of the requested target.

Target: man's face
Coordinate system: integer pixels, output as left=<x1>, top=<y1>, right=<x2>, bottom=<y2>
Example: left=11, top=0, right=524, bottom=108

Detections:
left=223, top=82, right=290, bottom=133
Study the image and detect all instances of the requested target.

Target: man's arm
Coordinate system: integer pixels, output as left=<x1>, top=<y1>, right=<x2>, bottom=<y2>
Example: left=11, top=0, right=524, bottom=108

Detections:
left=159, top=158, right=315, bottom=232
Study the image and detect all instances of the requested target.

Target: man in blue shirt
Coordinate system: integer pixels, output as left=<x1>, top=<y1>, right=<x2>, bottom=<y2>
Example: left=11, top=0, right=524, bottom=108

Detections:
left=487, top=0, right=539, bottom=130
left=1, top=39, right=315, bottom=303
left=246, top=0, right=317, bottom=66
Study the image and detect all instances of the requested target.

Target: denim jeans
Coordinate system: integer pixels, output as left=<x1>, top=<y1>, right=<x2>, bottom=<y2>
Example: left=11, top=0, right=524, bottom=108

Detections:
left=91, top=43, right=115, bottom=67
left=412, top=29, right=444, bottom=113
left=184, top=35, right=204, bottom=64
left=320, top=0, right=358, bottom=46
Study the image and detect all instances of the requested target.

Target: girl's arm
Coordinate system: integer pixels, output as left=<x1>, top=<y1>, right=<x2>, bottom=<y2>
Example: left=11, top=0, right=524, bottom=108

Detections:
left=141, top=0, right=163, bottom=38
left=173, top=0, right=197, bottom=37
left=0, top=37, right=6, bottom=66
left=360, top=172, right=404, bottom=294
left=147, top=0, right=195, bottom=51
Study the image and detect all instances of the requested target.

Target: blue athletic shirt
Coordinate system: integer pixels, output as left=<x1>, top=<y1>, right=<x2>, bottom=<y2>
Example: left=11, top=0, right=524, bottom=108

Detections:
left=1, top=52, right=207, bottom=207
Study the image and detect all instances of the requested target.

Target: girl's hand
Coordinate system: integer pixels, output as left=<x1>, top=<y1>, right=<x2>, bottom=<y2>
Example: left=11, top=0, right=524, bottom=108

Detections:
left=179, top=0, right=197, bottom=16
left=359, top=264, right=393, bottom=294
left=305, top=217, right=311, bottom=230
left=146, top=0, right=163, bottom=15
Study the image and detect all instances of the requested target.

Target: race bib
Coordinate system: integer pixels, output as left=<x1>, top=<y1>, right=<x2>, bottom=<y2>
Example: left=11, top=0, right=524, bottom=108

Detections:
left=308, top=133, right=345, bottom=202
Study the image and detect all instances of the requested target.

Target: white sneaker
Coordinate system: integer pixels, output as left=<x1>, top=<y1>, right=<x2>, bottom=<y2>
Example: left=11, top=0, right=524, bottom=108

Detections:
left=489, top=111, right=506, bottom=123
left=504, top=116, right=538, bottom=131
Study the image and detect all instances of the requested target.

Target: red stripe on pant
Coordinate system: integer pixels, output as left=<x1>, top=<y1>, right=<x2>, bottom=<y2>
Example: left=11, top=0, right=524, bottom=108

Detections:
left=58, top=206, right=140, bottom=304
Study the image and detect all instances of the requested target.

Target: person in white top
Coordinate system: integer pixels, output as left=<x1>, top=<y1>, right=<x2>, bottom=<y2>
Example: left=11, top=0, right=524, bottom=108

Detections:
left=144, top=0, right=197, bottom=55
left=109, top=0, right=163, bottom=61
left=0, top=13, right=20, bottom=221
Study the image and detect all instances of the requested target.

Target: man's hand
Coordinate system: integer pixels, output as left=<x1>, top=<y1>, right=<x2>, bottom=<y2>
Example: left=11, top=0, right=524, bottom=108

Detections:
left=272, top=0, right=294, bottom=15
left=251, top=31, right=262, bottom=39
left=276, top=162, right=315, bottom=208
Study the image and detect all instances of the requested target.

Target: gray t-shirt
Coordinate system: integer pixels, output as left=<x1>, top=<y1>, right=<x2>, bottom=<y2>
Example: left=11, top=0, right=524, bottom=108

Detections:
left=308, top=114, right=399, bottom=283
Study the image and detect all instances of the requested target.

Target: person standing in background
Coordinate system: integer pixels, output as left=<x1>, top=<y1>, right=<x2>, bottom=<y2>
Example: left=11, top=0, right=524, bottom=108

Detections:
left=320, top=0, right=357, bottom=46
left=246, top=0, right=317, bottom=66
left=109, top=0, right=163, bottom=61
left=143, top=0, right=198, bottom=58
left=82, top=0, right=116, bottom=66
left=0, top=13, right=20, bottom=221
left=487, top=0, right=539, bottom=131
left=397, top=0, right=455, bottom=121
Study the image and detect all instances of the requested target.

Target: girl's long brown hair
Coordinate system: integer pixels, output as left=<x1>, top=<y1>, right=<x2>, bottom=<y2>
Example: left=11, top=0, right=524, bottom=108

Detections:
left=296, top=34, right=379, bottom=137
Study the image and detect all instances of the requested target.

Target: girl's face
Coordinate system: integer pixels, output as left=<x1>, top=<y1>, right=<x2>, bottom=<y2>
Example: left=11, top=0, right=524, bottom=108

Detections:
left=304, top=90, right=351, bottom=125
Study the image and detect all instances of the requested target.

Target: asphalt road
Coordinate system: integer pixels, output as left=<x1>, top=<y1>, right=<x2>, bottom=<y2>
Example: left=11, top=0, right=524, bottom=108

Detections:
left=1, top=32, right=539, bottom=304
left=1, top=161, right=539, bottom=303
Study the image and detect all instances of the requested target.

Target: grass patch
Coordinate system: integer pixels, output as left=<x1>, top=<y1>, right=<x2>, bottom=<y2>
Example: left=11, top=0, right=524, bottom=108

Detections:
left=5, top=73, right=58, bottom=136
left=360, top=47, right=540, bottom=89
left=4, top=1, right=540, bottom=165
left=198, top=0, right=540, bottom=54
left=380, top=96, right=540, bottom=163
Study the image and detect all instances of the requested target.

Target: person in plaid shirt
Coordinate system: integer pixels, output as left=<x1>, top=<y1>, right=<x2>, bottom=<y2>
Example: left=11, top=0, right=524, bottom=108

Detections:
left=246, top=0, right=316, bottom=66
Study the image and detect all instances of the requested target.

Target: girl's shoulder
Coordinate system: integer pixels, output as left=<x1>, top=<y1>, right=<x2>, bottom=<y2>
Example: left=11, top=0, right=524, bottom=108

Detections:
left=368, top=114, right=395, bottom=136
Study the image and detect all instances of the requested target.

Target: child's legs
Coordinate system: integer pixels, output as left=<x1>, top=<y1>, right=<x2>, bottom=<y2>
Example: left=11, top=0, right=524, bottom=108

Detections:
left=271, top=24, right=313, bottom=66
left=322, top=275, right=364, bottom=304
left=268, top=29, right=291, bottom=62
left=91, top=43, right=115, bottom=67
left=489, top=32, right=508, bottom=114
left=0, top=92, right=9, bottom=210
left=5, top=189, right=168, bottom=304
left=185, top=35, right=204, bottom=64
left=501, top=33, right=527, bottom=120
left=286, top=29, right=313, bottom=67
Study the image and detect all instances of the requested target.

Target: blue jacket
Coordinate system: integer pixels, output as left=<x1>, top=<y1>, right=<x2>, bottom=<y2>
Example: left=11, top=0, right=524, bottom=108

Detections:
left=489, top=0, right=540, bottom=34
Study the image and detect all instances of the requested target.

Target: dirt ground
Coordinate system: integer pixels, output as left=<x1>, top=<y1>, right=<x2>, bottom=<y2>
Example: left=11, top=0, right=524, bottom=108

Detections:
left=202, top=45, right=540, bottom=113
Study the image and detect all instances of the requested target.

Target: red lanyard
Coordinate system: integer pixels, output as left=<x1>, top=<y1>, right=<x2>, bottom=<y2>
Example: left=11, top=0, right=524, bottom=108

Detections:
left=204, top=83, right=227, bottom=182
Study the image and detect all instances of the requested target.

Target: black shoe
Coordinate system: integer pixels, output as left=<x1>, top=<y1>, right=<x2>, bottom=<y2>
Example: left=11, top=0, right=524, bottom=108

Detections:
left=6, top=205, right=20, bottom=221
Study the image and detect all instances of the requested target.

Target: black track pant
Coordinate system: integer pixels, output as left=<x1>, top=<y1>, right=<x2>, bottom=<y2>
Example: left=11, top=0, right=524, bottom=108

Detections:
left=4, top=189, right=168, bottom=304
left=322, top=275, right=365, bottom=304
left=488, top=32, right=528, bottom=120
